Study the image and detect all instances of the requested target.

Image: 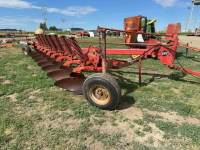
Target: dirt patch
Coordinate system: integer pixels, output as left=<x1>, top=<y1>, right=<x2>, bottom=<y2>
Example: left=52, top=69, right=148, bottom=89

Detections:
left=178, top=36, right=200, bottom=49
left=27, top=65, right=37, bottom=69
left=116, top=105, right=143, bottom=120
left=144, top=109, right=200, bottom=125
left=0, top=76, right=5, bottom=79
left=0, top=51, right=8, bottom=57
left=29, top=95, right=36, bottom=99
left=2, top=80, right=11, bottom=84
left=7, top=93, right=17, bottom=102
left=171, top=87, right=179, bottom=94
left=30, top=89, right=41, bottom=95
left=84, top=137, right=104, bottom=150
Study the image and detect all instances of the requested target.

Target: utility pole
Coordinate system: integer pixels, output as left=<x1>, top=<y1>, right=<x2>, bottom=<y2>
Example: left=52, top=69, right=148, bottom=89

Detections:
left=41, top=6, right=48, bottom=32
left=61, top=19, right=66, bottom=31
left=185, top=7, right=190, bottom=32
left=194, top=5, right=199, bottom=29
left=188, top=0, right=200, bottom=32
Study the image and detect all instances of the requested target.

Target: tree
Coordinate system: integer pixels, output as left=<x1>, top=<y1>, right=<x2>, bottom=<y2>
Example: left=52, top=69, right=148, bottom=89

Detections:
left=177, top=23, right=181, bottom=32
left=39, top=22, right=48, bottom=31
left=40, top=23, right=43, bottom=29
left=49, top=26, right=58, bottom=31
left=43, top=22, right=48, bottom=31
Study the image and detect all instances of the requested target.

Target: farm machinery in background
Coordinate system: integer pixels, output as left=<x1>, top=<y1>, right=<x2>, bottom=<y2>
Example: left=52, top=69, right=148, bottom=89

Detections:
left=0, top=44, right=15, bottom=47
left=71, top=30, right=90, bottom=37
left=195, top=24, right=200, bottom=36
left=22, top=15, right=200, bottom=110
left=126, top=17, right=158, bottom=60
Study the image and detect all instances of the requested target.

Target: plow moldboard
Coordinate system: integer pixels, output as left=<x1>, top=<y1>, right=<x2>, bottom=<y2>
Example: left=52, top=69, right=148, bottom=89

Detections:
left=54, top=77, right=85, bottom=94
left=38, top=61, right=54, bottom=67
left=47, top=69, right=72, bottom=80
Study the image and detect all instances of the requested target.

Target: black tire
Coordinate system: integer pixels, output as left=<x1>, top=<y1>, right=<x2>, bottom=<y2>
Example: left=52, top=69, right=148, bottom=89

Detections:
left=22, top=44, right=31, bottom=56
left=82, top=73, right=121, bottom=110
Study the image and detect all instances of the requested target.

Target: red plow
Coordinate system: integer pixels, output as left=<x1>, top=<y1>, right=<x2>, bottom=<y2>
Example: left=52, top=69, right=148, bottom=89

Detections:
left=22, top=15, right=200, bottom=110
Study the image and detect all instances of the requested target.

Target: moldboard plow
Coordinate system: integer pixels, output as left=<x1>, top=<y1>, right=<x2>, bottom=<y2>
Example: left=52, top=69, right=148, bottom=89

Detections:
left=22, top=15, right=200, bottom=110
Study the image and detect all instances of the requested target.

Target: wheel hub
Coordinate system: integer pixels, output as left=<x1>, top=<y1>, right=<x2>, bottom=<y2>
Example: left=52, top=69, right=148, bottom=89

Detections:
left=22, top=48, right=27, bottom=55
left=89, top=85, right=110, bottom=105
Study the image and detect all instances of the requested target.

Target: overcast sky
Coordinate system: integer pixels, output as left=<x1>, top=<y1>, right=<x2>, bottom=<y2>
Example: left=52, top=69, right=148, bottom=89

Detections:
left=0, top=0, right=198, bottom=31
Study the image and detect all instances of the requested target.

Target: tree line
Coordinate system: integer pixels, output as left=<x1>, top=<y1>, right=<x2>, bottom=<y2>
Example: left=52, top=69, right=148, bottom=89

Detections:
left=40, top=23, right=58, bottom=31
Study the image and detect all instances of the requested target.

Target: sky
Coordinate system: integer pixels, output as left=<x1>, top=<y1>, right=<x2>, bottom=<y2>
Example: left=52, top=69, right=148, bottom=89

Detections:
left=0, top=0, right=199, bottom=31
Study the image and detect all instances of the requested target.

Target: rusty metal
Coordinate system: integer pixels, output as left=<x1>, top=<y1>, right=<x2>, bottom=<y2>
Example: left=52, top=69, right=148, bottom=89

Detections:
left=54, top=77, right=85, bottom=94
left=47, top=70, right=71, bottom=80
left=99, top=32, right=101, bottom=49
left=102, top=31, right=107, bottom=74
left=28, top=52, right=38, bottom=56
left=38, top=61, right=54, bottom=67
left=42, top=65, right=62, bottom=73
left=139, top=58, right=142, bottom=87
left=89, top=85, right=111, bottom=105
left=32, top=54, right=45, bottom=59
left=34, top=57, right=48, bottom=63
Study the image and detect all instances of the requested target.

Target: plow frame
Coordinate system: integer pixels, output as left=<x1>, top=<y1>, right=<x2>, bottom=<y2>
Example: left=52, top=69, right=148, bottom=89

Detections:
left=22, top=21, right=200, bottom=110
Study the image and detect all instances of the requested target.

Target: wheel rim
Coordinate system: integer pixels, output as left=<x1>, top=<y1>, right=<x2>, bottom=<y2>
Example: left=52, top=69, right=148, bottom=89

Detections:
left=89, top=85, right=111, bottom=105
left=22, top=48, right=28, bottom=55
left=132, top=55, right=140, bottom=59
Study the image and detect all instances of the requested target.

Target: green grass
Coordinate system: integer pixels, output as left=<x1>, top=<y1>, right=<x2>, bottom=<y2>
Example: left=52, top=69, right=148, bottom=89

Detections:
left=0, top=37, right=200, bottom=149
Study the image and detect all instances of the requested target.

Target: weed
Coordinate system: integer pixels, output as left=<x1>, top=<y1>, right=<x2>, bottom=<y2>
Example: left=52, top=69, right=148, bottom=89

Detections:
left=147, top=136, right=155, bottom=145
left=155, top=120, right=179, bottom=139
left=134, top=129, right=145, bottom=137
left=143, top=125, right=152, bottom=133
left=92, top=118, right=105, bottom=125
left=131, top=141, right=155, bottom=150
left=89, top=106, right=104, bottom=118
left=119, top=115, right=129, bottom=122
left=180, top=123, right=200, bottom=145
left=110, top=116, right=118, bottom=126
left=133, top=119, right=144, bottom=125
left=67, top=120, right=92, bottom=139
left=129, top=124, right=135, bottom=129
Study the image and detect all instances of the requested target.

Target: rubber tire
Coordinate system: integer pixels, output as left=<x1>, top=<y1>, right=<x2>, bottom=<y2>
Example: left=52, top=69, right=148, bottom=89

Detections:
left=82, top=73, right=121, bottom=110
left=22, top=44, right=31, bottom=56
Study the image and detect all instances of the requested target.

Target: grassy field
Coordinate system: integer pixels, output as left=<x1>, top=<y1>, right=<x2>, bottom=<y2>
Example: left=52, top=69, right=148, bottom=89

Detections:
left=0, top=37, right=200, bottom=150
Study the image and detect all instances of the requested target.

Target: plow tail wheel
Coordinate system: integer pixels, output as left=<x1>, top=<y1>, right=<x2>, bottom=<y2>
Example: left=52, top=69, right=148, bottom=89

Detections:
left=82, top=73, right=121, bottom=110
left=22, top=45, right=31, bottom=56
